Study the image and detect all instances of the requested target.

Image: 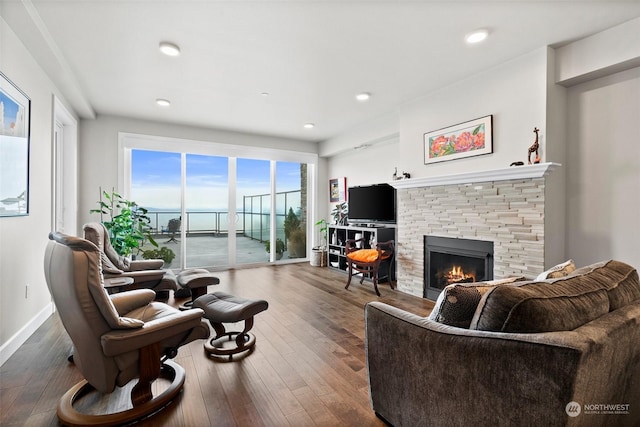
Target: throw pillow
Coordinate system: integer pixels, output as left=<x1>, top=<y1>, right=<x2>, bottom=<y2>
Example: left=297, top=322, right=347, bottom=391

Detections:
left=428, top=276, right=526, bottom=329
left=536, top=259, right=576, bottom=280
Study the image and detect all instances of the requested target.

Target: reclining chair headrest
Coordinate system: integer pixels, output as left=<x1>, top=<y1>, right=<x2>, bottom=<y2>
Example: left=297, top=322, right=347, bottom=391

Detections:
left=49, top=231, right=100, bottom=253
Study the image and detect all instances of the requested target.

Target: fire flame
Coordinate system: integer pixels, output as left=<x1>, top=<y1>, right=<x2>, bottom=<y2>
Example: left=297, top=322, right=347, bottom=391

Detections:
left=446, top=265, right=476, bottom=284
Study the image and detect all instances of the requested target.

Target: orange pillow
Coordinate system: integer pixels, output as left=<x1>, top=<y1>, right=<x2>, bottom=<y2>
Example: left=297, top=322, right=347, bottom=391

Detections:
left=347, top=249, right=379, bottom=263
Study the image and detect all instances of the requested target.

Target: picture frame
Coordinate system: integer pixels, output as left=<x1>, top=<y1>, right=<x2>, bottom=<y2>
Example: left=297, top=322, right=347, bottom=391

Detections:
left=424, top=115, right=493, bottom=165
left=0, top=72, right=31, bottom=217
left=329, top=177, right=347, bottom=203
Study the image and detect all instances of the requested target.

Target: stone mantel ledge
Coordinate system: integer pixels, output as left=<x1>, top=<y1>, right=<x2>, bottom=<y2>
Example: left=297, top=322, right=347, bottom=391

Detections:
left=389, top=162, right=561, bottom=189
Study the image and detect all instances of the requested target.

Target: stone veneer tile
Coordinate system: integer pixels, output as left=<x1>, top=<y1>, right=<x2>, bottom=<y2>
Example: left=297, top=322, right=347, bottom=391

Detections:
left=396, top=177, right=547, bottom=297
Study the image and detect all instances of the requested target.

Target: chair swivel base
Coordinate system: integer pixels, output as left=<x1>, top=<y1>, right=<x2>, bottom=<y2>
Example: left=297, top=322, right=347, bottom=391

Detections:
left=194, top=291, right=268, bottom=360
left=204, top=331, right=257, bottom=357
left=56, top=360, right=185, bottom=427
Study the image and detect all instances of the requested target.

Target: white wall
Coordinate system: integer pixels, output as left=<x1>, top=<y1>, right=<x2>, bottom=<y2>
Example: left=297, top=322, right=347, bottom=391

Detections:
left=325, top=48, right=553, bottom=224
left=320, top=109, right=400, bottom=220
left=325, top=47, right=551, bottom=198
left=566, top=67, right=640, bottom=268
left=324, top=138, right=399, bottom=217
left=326, top=138, right=400, bottom=186
left=320, top=112, right=398, bottom=158
left=556, top=17, right=640, bottom=86
left=0, top=18, right=77, bottom=364
left=543, top=47, right=568, bottom=267
left=399, top=47, right=549, bottom=178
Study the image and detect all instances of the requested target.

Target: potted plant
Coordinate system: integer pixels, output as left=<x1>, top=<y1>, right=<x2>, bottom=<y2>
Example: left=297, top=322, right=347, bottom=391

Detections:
left=311, top=219, right=328, bottom=267
left=331, top=202, right=348, bottom=225
left=265, top=238, right=285, bottom=260
left=141, top=246, right=176, bottom=267
left=90, top=188, right=158, bottom=257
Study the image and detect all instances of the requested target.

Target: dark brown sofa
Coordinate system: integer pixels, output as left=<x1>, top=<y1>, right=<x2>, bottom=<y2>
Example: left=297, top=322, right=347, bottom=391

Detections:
left=365, top=260, right=640, bottom=426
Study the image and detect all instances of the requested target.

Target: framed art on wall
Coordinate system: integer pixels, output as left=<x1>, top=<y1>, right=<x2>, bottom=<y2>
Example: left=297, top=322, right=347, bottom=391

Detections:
left=424, top=115, right=492, bottom=165
left=329, top=177, right=346, bottom=203
left=0, top=72, right=31, bottom=217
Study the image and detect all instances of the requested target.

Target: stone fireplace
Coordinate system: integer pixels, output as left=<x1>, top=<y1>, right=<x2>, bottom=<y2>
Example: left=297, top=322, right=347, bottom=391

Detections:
left=424, top=236, right=493, bottom=300
left=390, top=163, right=562, bottom=299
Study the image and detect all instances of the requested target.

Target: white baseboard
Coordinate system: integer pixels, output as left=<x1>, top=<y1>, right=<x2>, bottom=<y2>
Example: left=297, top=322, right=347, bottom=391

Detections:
left=0, top=302, right=54, bottom=367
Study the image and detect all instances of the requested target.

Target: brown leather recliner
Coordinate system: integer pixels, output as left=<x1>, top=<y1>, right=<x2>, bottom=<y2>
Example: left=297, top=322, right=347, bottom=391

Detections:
left=44, top=231, right=210, bottom=426
left=83, top=222, right=175, bottom=293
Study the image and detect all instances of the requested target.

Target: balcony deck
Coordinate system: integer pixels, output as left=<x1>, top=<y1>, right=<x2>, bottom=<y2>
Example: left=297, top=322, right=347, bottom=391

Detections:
left=142, top=233, right=302, bottom=269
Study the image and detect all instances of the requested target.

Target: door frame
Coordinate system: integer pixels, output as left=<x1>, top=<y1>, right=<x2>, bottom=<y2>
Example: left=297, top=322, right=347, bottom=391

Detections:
left=118, top=132, right=318, bottom=269
left=52, top=96, right=78, bottom=235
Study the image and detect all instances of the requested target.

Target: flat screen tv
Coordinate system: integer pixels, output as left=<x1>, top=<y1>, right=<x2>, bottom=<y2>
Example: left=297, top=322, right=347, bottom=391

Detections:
left=347, top=184, right=396, bottom=224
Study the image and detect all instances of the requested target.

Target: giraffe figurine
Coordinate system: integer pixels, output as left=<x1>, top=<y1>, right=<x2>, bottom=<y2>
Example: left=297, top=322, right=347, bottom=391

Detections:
left=527, top=127, right=540, bottom=164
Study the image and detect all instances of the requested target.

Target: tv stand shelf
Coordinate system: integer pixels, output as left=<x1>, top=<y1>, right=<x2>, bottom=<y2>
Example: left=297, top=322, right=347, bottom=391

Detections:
left=327, top=225, right=396, bottom=280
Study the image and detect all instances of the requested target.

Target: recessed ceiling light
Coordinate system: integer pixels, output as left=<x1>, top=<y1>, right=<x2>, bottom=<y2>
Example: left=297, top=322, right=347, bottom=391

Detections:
left=156, top=98, right=171, bottom=107
left=159, top=41, right=181, bottom=56
left=303, top=123, right=315, bottom=129
left=355, top=92, right=371, bottom=102
left=465, top=29, right=489, bottom=44
left=261, top=92, right=270, bottom=97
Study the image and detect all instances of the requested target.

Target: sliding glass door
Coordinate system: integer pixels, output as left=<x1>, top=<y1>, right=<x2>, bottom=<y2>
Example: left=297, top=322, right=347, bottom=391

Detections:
left=126, top=136, right=315, bottom=270
left=130, top=149, right=182, bottom=268
left=185, top=154, right=229, bottom=268
left=276, top=161, right=306, bottom=260
left=236, top=158, right=272, bottom=263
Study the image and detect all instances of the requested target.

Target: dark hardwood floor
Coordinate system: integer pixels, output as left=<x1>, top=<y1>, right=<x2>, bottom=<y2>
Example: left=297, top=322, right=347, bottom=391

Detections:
left=0, top=263, right=433, bottom=426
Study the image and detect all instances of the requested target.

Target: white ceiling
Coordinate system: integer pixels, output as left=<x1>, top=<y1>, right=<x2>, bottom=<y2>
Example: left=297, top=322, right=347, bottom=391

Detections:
left=3, top=1, right=640, bottom=142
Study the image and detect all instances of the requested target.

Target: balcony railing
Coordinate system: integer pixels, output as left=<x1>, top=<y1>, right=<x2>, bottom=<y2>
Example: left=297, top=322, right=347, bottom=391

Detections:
left=145, top=189, right=302, bottom=244
left=146, top=210, right=239, bottom=236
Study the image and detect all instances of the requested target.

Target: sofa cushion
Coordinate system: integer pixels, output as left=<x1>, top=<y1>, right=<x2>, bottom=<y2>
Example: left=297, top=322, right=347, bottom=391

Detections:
left=570, top=260, right=640, bottom=310
left=536, top=259, right=576, bottom=280
left=428, top=276, right=526, bottom=328
left=470, top=275, right=611, bottom=333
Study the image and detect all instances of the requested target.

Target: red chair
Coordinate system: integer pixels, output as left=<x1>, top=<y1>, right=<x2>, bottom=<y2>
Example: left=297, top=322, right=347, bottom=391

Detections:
left=345, top=239, right=395, bottom=296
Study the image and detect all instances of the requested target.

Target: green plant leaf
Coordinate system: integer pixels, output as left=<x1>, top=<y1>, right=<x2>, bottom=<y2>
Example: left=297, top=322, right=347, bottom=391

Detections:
left=91, top=189, right=158, bottom=256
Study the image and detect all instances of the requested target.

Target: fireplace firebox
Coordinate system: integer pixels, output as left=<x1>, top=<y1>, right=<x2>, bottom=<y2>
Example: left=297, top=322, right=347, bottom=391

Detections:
left=424, top=236, right=493, bottom=300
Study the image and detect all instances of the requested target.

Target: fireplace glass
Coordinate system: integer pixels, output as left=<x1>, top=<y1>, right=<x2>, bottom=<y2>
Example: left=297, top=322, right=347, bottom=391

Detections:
left=424, top=236, right=493, bottom=300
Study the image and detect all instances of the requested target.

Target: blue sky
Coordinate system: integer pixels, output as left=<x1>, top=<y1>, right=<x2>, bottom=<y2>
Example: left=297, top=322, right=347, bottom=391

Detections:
left=1, top=92, right=20, bottom=136
left=131, top=149, right=302, bottom=211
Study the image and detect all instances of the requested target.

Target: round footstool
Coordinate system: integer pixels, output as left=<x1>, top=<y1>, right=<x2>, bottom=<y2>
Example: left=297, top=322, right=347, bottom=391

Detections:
left=193, top=291, right=268, bottom=359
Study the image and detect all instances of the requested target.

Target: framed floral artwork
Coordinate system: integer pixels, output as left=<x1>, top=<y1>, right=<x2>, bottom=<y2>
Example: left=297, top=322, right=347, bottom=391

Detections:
left=424, top=115, right=492, bottom=165
left=1, top=72, right=31, bottom=217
